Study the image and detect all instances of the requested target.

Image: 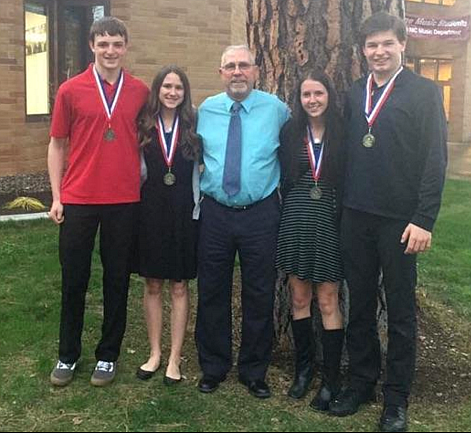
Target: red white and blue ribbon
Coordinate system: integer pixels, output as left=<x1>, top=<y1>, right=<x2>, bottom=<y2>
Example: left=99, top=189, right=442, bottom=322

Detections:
left=92, top=65, right=124, bottom=127
left=306, top=126, right=324, bottom=183
left=156, top=114, right=180, bottom=169
left=364, top=66, right=403, bottom=129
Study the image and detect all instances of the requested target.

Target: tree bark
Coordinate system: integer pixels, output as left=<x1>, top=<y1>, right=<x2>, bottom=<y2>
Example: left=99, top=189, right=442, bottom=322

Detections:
left=247, top=0, right=405, bottom=106
left=246, top=0, right=405, bottom=355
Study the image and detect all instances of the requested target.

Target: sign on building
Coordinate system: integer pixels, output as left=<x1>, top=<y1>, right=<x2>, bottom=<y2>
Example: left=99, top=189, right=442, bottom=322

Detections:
left=406, top=15, right=470, bottom=41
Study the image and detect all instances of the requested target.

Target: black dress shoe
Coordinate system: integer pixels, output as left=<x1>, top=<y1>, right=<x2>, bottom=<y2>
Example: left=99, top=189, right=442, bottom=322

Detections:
left=328, top=386, right=375, bottom=417
left=198, top=376, right=221, bottom=393
left=136, top=366, right=158, bottom=381
left=239, top=378, right=271, bottom=399
left=380, top=405, right=408, bottom=432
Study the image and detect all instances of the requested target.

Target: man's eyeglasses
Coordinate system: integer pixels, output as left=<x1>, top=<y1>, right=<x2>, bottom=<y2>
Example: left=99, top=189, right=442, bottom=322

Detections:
left=221, top=62, right=254, bottom=73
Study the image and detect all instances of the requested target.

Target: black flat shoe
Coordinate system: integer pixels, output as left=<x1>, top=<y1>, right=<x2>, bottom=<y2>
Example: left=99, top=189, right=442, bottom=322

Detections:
left=136, top=366, right=159, bottom=381
left=163, top=375, right=183, bottom=386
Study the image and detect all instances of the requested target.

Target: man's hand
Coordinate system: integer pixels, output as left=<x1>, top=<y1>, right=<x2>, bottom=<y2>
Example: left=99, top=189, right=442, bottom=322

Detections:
left=49, top=200, right=64, bottom=224
left=401, top=223, right=432, bottom=254
left=47, top=137, right=67, bottom=224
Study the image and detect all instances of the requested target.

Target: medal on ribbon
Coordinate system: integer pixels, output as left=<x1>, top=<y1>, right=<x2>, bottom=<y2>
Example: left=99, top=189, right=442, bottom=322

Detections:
left=306, top=126, right=324, bottom=201
left=156, top=114, right=180, bottom=186
left=93, top=65, right=124, bottom=142
left=363, top=66, right=403, bottom=148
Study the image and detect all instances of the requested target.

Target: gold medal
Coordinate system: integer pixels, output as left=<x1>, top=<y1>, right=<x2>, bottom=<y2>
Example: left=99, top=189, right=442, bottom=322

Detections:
left=163, top=171, right=176, bottom=186
left=310, top=186, right=322, bottom=200
left=362, top=133, right=375, bottom=148
left=104, top=127, right=116, bottom=141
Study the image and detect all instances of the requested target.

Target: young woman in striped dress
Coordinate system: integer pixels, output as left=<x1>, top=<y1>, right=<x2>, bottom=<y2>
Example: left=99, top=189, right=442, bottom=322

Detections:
left=276, top=70, right=345, bottom=410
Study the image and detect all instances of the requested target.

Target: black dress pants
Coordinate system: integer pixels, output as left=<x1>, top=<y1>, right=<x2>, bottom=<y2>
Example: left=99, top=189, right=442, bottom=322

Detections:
left=58, top=203, right=137, bottom=364
left=196, top=193, right=280, bottom=381
left=341, top=207, right=417, bottom=406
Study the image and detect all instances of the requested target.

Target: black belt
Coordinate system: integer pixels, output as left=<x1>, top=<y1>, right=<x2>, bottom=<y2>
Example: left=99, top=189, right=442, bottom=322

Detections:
left=204, top=191, right=276, bottom=211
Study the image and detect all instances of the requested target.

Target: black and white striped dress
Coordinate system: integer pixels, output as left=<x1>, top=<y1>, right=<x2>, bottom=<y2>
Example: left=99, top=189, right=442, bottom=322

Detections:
left=276, top=144, right=343, bottom=283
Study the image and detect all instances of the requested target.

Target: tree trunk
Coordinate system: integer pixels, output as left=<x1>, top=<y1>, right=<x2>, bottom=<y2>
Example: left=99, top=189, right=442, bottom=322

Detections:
left=247, top=0, right=405, bottom=105
left=246, top=0, right=405, bottom=356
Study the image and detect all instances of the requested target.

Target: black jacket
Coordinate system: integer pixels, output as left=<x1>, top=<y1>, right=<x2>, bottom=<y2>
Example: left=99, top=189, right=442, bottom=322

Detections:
left=343, top=68, right=448, bottom=232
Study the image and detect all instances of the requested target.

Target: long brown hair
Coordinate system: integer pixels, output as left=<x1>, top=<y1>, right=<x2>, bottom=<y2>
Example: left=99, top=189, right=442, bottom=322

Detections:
left=138, top=65, right=199, bottom=160
left=282, top=70, right=344, bottom=187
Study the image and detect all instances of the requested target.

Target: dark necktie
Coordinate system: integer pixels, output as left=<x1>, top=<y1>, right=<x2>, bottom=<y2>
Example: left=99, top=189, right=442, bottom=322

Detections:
left=222, top=101, right=242, bottom=196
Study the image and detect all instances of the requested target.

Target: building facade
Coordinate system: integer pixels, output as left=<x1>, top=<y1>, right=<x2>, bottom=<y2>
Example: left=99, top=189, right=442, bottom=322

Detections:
left=0, top=0, right=246, bottom=176
left=1, top=1, right=470, bottom=176
left=406, top=0, right=471, bottom=145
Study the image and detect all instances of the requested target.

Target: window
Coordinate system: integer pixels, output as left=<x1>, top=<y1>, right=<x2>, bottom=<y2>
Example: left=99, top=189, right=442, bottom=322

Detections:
left=25, top=2, right=49, bottom=116
left=24, top=0, right=110, bottom=119
left=406, top=57, right=453, bottom=120
left=407, top=0, right=456, bottom=5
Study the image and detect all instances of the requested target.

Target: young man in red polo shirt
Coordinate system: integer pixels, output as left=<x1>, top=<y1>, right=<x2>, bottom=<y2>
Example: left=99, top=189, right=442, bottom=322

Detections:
left=48, top=17, right=149, bottom=387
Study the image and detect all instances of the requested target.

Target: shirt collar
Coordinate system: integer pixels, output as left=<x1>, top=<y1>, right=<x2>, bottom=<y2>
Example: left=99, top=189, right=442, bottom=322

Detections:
left=89, top=63, right=124, bottom=87
left=223, top=90, right=257, bottom=113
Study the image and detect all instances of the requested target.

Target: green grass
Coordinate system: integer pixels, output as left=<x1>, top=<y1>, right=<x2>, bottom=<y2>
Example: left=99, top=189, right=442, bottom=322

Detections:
left=418, top=179, right=471, bottom=319
left=0, top=179, right=470, bottom=432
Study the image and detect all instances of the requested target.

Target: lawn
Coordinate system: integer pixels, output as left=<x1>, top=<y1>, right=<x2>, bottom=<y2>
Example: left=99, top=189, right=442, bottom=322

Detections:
left=0, top=179, right=470, bottom=432
left=418, top=179, right=471, bottom=318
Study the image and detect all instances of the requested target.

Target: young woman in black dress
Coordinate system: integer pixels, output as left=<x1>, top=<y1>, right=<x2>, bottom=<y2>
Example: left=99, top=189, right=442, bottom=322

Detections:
left=276, top=71, right=345, bottom=409
left=135, top=65, right=199, bottom=385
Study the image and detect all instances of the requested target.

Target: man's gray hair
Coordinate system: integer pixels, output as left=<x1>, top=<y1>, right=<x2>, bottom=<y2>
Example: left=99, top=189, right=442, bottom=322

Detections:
left=220, top=45, right=256, bottom=67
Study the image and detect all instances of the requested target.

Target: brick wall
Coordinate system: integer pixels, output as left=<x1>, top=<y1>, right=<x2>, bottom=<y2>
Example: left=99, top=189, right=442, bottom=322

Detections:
left=0, top=0, right=249, bottom=176
left=113, top=0, right=240, bottom=104
left=0, top=0, right=50, bottom=176
left=231, top=0, right=247, bottom=45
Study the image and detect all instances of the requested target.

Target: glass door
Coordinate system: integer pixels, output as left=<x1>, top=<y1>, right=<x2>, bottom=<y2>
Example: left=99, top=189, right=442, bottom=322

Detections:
left=58, top=1, right=109, bottom=84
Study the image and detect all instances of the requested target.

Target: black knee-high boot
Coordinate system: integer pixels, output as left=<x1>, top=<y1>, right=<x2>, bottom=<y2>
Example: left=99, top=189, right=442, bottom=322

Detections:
left=288, top=317, right=315, bottom=399
left=310, top=328, right=344, bottom=411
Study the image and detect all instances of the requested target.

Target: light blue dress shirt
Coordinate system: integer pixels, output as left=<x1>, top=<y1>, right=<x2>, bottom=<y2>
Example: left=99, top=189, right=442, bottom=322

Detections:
left=197, top=89, right=290, bottom=207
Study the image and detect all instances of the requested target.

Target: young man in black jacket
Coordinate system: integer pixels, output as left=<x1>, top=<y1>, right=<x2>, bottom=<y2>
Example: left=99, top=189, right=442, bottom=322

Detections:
left=329, top=12, right=447, bottom=433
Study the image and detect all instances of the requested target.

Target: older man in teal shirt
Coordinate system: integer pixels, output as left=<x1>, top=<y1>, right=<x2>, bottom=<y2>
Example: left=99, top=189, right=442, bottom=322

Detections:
left=196, top=44, right=289, bottom=399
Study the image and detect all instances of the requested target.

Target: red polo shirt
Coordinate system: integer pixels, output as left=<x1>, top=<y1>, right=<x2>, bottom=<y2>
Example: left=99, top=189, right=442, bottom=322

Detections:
left=50, top=64, right=149, bottom=204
